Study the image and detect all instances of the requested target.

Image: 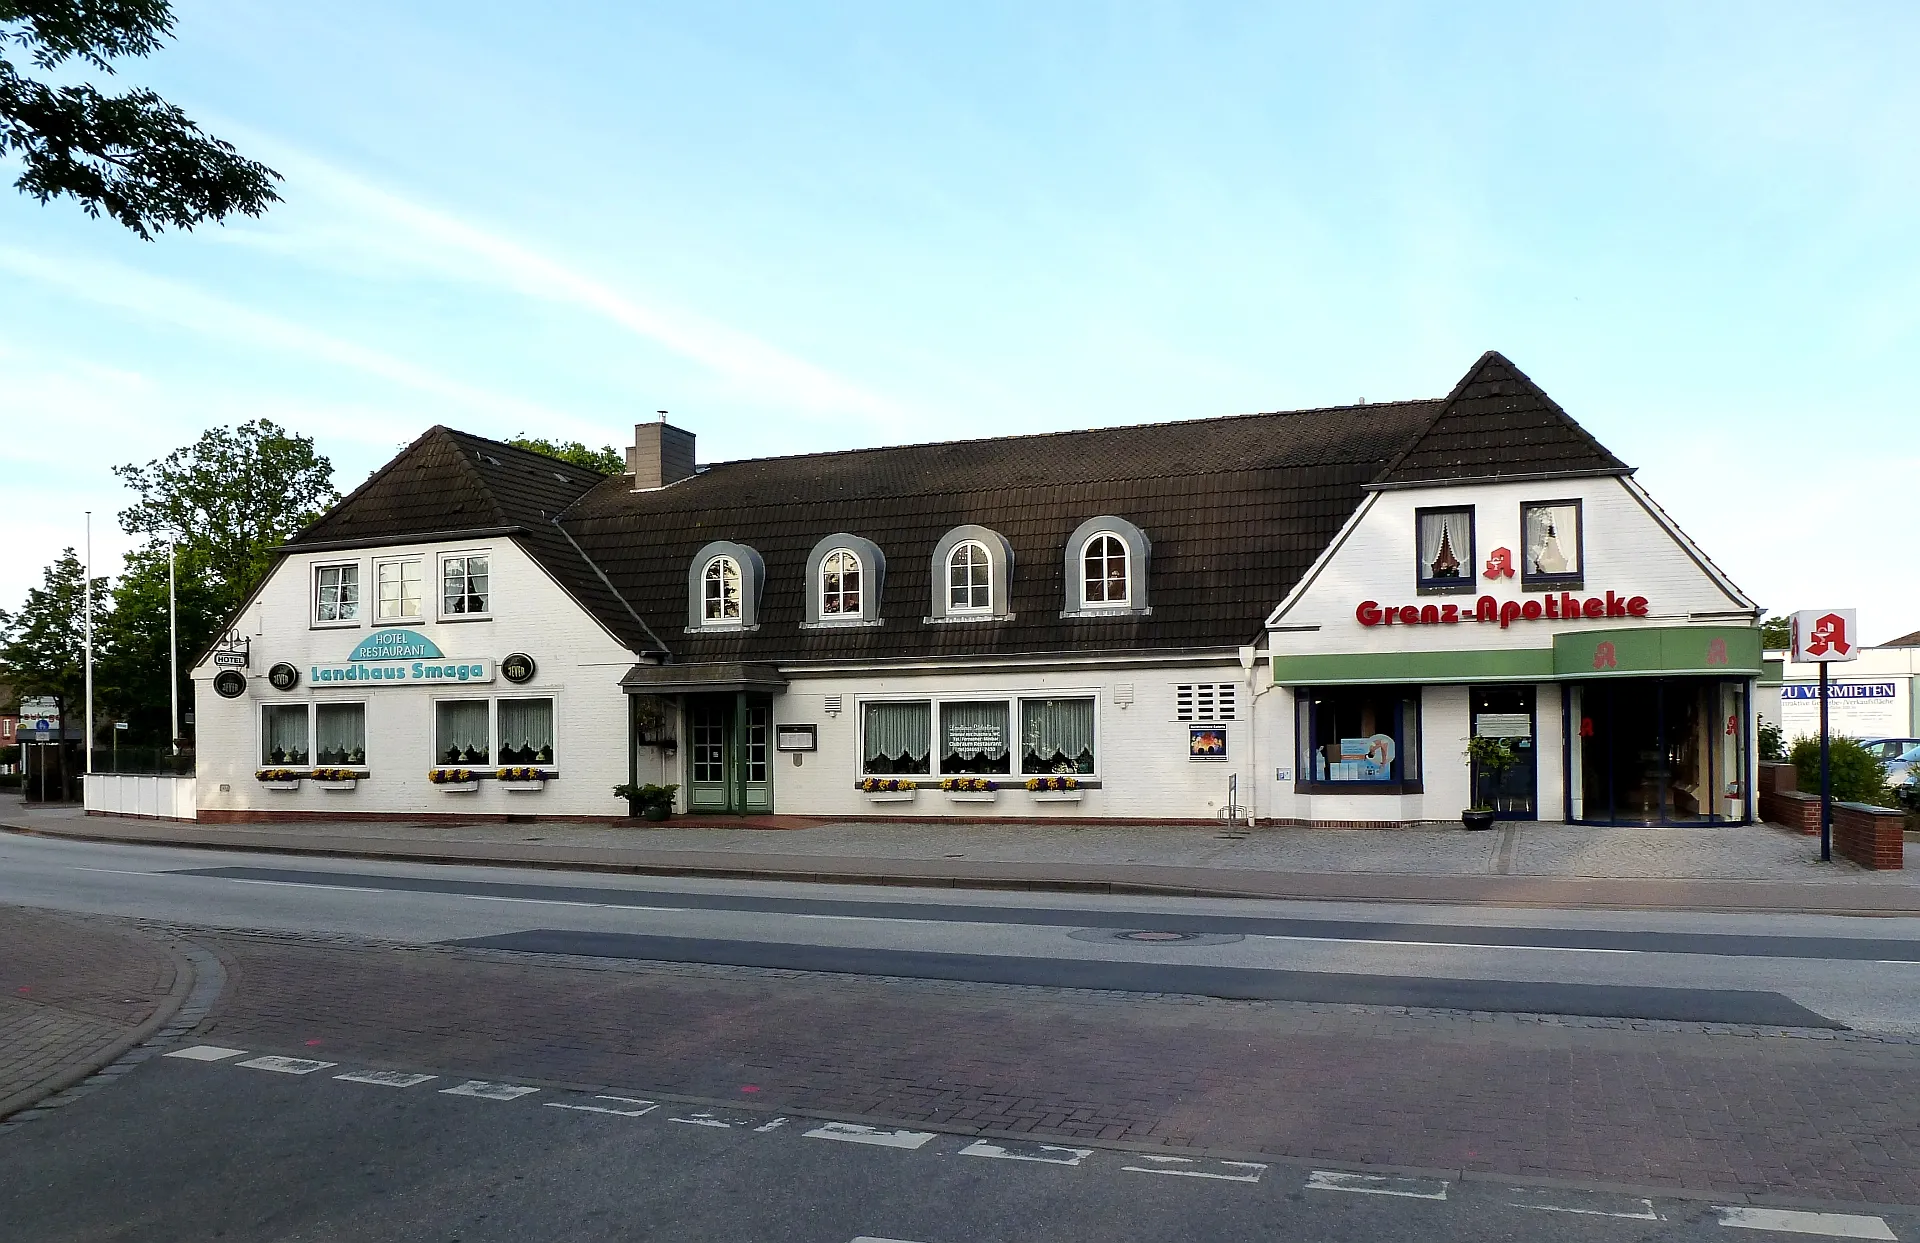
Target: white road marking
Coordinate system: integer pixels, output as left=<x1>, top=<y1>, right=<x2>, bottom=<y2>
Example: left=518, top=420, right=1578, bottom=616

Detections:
left=164, top=1045, right=247, bottom=1062
left=217, top=877, right=385, bottom=895
left=335, top=1070, right=437, bottom=1088
left=453, top=894, right=606, bottom=909
left=1122, top=1155, right=1267, bottom=1183
left=1715, top=1207, right=1897, bottom=1239
left=791, top=914, right=925, bottom=924
left=753, top=1118, right=790, bottom=1133
left=440, top=1080, right=538, bottom=1101
left=1251, top=933, right=1634, bottom=956
left=1306, top=1170, right=1449, bottom=1199
left=669, top=1111, right=736, bottom=1128
left=1507, top=1187, right=1660, bottom=1219
left=849, top=1238, right=930, bottom=1243
left=71, top=867, right=164, bottom=876
left=960, top=1139, right=1093, bottom=1166
left=236, top=1055, right=337, bottom=1075
left=804, top=1122, right=938, bottom=1150
left=545, top=1095, right=658, bottom=1117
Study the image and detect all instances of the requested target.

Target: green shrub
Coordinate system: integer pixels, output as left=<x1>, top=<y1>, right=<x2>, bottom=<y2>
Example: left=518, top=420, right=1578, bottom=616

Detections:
left=1788, top=735, right=1889, bottom=806
left=1757, top=720, right=1784, bottom=763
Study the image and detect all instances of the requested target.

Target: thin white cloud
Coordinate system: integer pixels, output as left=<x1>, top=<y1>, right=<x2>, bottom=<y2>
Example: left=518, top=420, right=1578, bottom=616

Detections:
left=222, top=140, right=908, bottom=429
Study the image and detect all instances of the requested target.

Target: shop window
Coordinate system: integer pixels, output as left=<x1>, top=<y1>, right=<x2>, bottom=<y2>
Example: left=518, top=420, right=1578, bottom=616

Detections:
left=314, top=703, right=366, bottom=766
left=862, top=701, right=930, bottom=775
left=703, top=556, right=742, bottom=622
left=1175, top=684, right=1237, bottom=722
left=1021, top=697, right=1096, bottom=775
left=941, top=701, right=1010, bottom=774
left=496, top=698, right=554, bottom=765
left=376, top=558, right=423, bottom=621
left=314, top=563, right=360, bottom=624
left=262, top=704, right=310, bottom=765
left=1296, top=687, right=1421, bottom=791
left=1521, top=500, right=1582, bottom=588
left=441, top=553, right=490, bottom=617
left=1415, top=507, right=1474, bottom=593
left=435, top=700, right=490, bottom=765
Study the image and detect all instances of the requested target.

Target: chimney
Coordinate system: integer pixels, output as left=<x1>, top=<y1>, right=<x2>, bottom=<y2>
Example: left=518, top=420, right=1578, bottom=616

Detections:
left=626, top=414, right=696, bottom=490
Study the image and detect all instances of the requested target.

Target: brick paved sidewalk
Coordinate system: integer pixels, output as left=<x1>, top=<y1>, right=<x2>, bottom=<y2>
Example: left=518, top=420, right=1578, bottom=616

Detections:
left=189, top=930, right=1920, bottom=1205
left=0, top=906, right=191, bottom=1118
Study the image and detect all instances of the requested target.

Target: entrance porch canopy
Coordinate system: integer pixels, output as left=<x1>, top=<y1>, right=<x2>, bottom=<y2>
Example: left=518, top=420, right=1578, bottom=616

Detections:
left=619, top=661, right=788, bottom=695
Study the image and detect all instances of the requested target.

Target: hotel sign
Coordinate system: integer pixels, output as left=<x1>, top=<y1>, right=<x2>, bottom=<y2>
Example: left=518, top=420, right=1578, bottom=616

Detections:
left=314, top=629, right=493, bottom=686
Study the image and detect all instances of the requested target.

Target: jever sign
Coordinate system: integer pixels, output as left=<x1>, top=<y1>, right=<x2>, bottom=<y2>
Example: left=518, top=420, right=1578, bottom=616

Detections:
left=1357, top=592, right=1650, bottom=630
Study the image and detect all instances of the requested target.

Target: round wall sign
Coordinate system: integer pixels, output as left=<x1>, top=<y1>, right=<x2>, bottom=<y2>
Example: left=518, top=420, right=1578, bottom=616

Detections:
left=267, top=662, right=300, bottom=691
left=212, top=669, right=247, bottom=699
left=501, top=652, right=537, bottom=684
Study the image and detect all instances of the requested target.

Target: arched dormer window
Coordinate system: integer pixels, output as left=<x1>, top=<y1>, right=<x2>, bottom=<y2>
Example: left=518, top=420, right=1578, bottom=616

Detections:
left=803, top=534, right=885, bottom=627
left=686, top=541, right=765, bottom=631
left=1063, top=516, right=1150, bottom=618
left=947, top=541, right=991, bottom=613
left=928, top=525, right=1015, bottom=622
left=703, top=556, right=741, bottom=622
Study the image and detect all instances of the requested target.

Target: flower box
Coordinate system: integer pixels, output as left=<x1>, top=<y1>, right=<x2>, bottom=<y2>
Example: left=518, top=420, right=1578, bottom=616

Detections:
left=313, top=779, right=358, bottom=792
left=1029, top=790, right=1082, bottom=803
left=946, top=791, right=997, bottom=804
left=429, top=768, right=479, bottom=793
left=500, top=780, right=546, bottom=792
left=866, top=790, right=916, bottom=804
left=256, top=769, right=302, bottom=792
left=259, top=779, right=302, bottom=792
left=496, top=767, right=553, bottom=792
left=437, top=781, right=480, bottom=793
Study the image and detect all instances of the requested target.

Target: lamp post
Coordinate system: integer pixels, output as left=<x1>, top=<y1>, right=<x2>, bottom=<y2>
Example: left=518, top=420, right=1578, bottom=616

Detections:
left=84, top=511, right=93, bottom=777
left=169, top=540, right=179, bottom=756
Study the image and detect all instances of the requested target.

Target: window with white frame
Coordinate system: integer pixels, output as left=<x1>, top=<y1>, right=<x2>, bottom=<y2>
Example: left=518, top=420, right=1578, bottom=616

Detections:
left=947, top=541, right=991, bottom=613
left=859, top=694, right=1098, bottom=779
left=496, top=698, right=555, bottom=765
left=1081, top=534, right=1129, bottom=607
left=1174, top=683, right=1238, bottom=722
left=314, top=562, right=360, bottom=624
left=702, top=556, right=742, bottom=623
left=441, top=553, right=489, bottom=616
left=435, top=700, right=490, bottom=765
left=314, top=703, right=367, bottom=766
left=820, top=549, right=862, bottom=617
left=376, top=558, right=423, bottom=621
left=261, top=704, right=310, bottom=765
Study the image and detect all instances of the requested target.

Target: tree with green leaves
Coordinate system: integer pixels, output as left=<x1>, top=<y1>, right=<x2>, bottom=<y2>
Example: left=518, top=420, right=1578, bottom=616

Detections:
left=0, top=547, right=109, bottom=798
left=97, top=540, right=221, bottom=749
left=508, top=435, right=624, bottom=476
left=1760, top=613, right=1791, bottom=650
left=1, top=0, right=280, bottom=238
left=114, top=419, right=338, bottom=617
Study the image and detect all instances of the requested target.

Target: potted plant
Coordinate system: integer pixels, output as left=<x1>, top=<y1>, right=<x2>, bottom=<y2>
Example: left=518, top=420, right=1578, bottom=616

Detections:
left=310, top=767, right=360, bottom=792
left=1462, top=736, right=1518, bottom=831
left=614, top=782, right=678, bottom=820
left=255, top=767, right=302, bottom=791
left=496, top=765, right=553, bottom=792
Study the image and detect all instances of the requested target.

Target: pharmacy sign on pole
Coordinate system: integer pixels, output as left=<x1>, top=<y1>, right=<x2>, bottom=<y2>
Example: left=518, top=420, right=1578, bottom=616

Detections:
left=1791, top=609, right=1858, bottom=862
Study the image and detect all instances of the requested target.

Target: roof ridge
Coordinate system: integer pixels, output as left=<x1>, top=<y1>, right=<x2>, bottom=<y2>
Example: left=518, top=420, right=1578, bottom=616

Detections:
left=1370, top=352, right=1499, bottom=483
left=699, top=397, right=1442, bottom=471
left=441, top=429, right=516, bottom=530
left=284, top=423, right=451, bottom=546
left=443, top=427, right=613, bottom=485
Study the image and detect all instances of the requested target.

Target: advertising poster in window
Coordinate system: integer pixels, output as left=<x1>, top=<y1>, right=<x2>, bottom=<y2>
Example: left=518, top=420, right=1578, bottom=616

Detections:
left=1189, top=726, right=1227, bottom=760
left=1779, top=682, right=1906, bottom=739
left=1333, top=735, right=1395, bottom=781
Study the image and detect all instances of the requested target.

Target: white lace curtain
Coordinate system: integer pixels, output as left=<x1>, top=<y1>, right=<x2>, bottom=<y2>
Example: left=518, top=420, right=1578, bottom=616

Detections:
left=436, top=700, right=489, bottom=765
left=315, top=704, right=365, bottom=765
left=498, top=698, right=554, bottom=763
left=941, top=701, right=1008, bottom=760
left=1418, top=511, right=1464, bottom=580
left=1021, top=698, right=1095, bottom=772
left=262, top=705, right=308, bottom=764
left=863, top=702, right=930, bottom=771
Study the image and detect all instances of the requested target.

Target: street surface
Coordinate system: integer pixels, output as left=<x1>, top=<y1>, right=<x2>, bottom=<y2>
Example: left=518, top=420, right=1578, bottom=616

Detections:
left=4, top=829, right=1920, bottom=1239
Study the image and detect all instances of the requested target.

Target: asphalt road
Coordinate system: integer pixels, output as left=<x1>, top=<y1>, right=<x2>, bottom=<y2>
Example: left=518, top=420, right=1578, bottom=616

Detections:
left=5, top=1045, right=1914, bottom=1243
left=4, top=831, right=1920, bottom=1031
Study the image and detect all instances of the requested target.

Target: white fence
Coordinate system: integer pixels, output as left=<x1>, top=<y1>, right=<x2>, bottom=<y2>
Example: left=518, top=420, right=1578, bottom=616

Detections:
left=83, top=774, right=197, bottom=821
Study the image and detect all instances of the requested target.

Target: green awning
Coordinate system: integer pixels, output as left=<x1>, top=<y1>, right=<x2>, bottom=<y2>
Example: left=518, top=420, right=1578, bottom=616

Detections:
left=1271, top=625, right=1762, bottom=686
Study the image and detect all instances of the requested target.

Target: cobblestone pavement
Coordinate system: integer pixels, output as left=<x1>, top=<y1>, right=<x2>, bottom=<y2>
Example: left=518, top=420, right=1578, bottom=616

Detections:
left=0, top=906, right=183, bottom=1112
left=186, top=929, right=1920, bottom=1205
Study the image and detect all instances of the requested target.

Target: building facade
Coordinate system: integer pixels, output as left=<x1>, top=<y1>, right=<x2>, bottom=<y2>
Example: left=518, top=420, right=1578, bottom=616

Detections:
left=193, top=352, right=1762, bottom=826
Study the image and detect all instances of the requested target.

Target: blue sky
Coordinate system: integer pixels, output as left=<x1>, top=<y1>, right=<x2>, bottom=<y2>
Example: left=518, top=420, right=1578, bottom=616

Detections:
left=3, top=1, right=1916, bottom=639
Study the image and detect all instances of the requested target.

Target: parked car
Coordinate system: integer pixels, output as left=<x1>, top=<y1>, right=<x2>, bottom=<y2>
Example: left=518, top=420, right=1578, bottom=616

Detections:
left=1860, top=738, right=1920, bottom=789
left=1888, top=742, right=1920, bottom=791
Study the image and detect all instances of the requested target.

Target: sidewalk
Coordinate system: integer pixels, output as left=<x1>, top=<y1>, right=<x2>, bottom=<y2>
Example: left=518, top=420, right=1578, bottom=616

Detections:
left=0, top=905, right=194, bottom=1121
left=7, top=794, right=1918, bottom=914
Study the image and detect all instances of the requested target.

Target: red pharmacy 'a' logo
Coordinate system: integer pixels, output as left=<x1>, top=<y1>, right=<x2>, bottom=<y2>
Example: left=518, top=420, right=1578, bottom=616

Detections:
left=1707, top=638, right=1729, bottom=666
left=1593, top=641, right=1617, bottom=670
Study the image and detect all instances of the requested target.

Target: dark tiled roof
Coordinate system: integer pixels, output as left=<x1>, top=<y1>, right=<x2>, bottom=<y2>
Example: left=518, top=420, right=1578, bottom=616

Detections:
left=1372, top=352, right=1629, bottom=486
left=1883, top=629, right=1920, bottom=648
left=285, top=427, right=662, bottom=655
left=560, top=401, right=1441, bottom=663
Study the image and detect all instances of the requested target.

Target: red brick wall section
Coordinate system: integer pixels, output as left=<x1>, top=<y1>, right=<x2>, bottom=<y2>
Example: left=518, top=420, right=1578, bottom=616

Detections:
left=1760, top=762, right=1798, bottom=794
left=1759, top=789, right=1820, bottom=835
left=1833, top=802, right=1904, bottom=870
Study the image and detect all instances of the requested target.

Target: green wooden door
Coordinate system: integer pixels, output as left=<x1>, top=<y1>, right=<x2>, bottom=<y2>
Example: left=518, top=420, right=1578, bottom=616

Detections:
left=686, top=693, right=774, bottom=814
left=687, top=695, right=732, bottom=812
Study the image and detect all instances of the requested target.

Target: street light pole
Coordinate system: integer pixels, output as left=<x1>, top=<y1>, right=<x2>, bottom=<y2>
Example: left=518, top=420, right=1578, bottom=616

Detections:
left=169, top=540, right=179, bottom=756
left=84, top=511, right=94, bottom=777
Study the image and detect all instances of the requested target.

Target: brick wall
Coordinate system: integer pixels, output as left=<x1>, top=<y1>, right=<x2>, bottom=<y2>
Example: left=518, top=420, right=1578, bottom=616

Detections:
left=1833, top=802, right=1904, bottom=870
left=1758, top=763, right=1820, bottom=835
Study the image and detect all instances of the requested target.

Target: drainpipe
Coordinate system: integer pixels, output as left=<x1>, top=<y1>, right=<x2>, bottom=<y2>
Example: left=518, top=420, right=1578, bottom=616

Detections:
left=1239, top=642, right=1273, bottom=827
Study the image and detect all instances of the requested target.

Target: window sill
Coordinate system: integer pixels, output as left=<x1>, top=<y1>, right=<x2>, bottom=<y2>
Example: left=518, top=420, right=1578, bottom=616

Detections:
left=799, top=618, right=884, bottom=630
left=310, top=620, right=363, bottom=630
left=1293, top=780, right=1425, bottom=796
left=1058, top=606, right=1151, bottom=620
left=924, top=612, right=1014, bottom=624
left=684, top=623, right=760, bottom=634
left=374, top=615, right=424, bottom=626
left=436, top=614, right=494, bottom=624
left=1416, top=580, right=1477, bottom=596
left=1521, top=577, right=1584, bottom=593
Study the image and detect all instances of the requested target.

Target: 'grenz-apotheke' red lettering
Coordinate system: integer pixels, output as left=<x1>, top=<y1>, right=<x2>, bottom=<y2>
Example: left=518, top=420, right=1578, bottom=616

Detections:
left=1356, top=592, right=1650, bottom=630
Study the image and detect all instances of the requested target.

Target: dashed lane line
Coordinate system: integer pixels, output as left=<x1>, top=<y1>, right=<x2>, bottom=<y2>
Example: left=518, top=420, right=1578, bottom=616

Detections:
left=439, top=1080, right=538, bottom=1101
left=805, top=1122, right=939, bottom=1150
left=164, top=1045, right=246, bottom=1062
left=1306, top=1170, right=1449, bottom=1199
left=1122, top=1155, right=1267, bottom=1183
left=960, top=1139, right=1094, bottom=1166
left=1715, top=1207, right=1898, bottom=1239
left=236, top=1056, right=337, bottom=1075
left=545, top=1095, right=659, bottom=1117
left=335, top=1070, right=437, bottom=1088
left=1506, top=1187, right=1661, bottom=1220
